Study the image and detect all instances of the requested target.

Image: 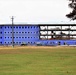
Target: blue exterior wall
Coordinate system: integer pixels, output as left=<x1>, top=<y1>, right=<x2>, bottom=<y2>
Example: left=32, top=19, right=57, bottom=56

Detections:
left=38, top=40, right=76, bottom=46
left=0, top=24, right=76, bottom=46
left=0, top=26, right=3, bottom=45
left=3, top=25, right=39, bottom=45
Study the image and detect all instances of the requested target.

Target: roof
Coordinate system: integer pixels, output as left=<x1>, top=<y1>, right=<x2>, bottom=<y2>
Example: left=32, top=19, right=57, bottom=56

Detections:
left=0, top=24, right=76, bottom=26
left=39, top=24, right=76, bottom=26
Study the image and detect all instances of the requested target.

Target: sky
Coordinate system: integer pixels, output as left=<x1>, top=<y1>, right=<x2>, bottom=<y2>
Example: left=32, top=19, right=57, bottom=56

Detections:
left=0, top=0, right=76, bottom=24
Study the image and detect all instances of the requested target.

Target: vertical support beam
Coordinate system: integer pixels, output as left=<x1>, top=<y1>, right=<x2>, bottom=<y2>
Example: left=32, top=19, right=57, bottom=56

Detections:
left=61, top=26, right=62, bottom=39
left=39, top=25, right=40, bottom=39
left=69, top=25, right=70, bottom=39
left=11, top=16, right=14, bottom=48
left=47, top=25, right=48, bottom=40
left=51, top=30, right=53, bottom=39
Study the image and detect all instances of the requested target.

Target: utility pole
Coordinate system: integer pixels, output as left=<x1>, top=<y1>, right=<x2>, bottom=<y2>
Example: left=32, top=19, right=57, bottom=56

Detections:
left=11, top=16, right=14, bottom=48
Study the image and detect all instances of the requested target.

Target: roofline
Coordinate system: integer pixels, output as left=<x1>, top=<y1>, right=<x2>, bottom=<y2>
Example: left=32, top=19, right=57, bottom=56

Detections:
left=0, top=24, right=76, bottom=26
left=39, top=24, right=76, bottom=26
left=0, top=24, right=38, bottom=26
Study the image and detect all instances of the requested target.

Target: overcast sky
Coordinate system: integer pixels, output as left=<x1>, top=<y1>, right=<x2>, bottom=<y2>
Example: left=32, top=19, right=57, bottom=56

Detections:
left=0, top=0, right=76, bottom=24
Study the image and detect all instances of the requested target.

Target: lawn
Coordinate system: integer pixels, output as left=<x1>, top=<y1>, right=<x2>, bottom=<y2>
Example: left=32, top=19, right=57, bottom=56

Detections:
left=0, top=46, right=76, bottom=75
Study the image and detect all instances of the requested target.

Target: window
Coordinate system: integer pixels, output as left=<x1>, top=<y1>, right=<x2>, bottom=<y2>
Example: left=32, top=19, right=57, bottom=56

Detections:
left=19, top=42, right=21, bottom=43
left=22, top=27, right=24, bottom=28
left=0, top=32, right=2, bottom=34
left=19, top=27, right=20, bottom=28
left=58, top=42, right=61, bottom=45
left=5, top=32, right=6, bottom=33
left=5, top=27, right=6, bottom=28
left=19, top=32, right=21, bottom=33
left=28, top=27, right=29, bottom=28
left=5, top=42, right=6, bottom=44
left=16, top=27, right=18, bottom=28
left=22, top=32, right=24, bottom=33
left=16, top=32, right=18, bottom=33
left=8, top=27, right=9, bottom=28
left=0, top=27, right=2, bottom=29
left=28, top=42, right=30, bottom=43
left=16, top=37, right=18, bottom=38
left=25, top=27, right=27, bottom=28
left=25, top=37, right=26, bottom=38
left=5, top=37, right=6, bottom=38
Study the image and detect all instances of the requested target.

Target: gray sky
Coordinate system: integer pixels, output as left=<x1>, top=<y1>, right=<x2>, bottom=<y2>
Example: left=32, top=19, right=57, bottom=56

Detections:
left=0, top=0, right=76, bottom=24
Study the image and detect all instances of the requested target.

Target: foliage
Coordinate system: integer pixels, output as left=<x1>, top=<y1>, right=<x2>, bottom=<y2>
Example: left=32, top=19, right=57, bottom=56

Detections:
left=66, top=0, right=76, bottom=20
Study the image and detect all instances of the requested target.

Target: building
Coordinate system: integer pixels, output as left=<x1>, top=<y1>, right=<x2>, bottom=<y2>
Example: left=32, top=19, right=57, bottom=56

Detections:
left=0, top=24, right=76, bottom=46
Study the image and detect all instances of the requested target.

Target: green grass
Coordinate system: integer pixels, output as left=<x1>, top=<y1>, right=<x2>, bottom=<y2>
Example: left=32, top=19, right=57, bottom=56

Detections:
left=0, top=46, right=76, bottom=75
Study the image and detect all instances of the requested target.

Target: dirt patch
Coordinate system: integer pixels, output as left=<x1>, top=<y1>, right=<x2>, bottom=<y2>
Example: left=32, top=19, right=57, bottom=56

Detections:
left=0, top=46, right=75, bottom=54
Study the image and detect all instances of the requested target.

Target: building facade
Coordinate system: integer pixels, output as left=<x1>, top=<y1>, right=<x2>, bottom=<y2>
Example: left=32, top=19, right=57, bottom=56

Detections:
left=0, top=24, right=76, bottom=46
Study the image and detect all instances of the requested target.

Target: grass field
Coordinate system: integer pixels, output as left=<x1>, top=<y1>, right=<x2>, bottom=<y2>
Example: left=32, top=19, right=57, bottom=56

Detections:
left=0, top=46, right=76, bottom=75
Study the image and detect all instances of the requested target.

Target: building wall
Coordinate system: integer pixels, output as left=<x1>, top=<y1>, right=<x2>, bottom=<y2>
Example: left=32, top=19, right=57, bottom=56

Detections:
left=0, top=26, right=3, bottom=45
left=2, top=25, right=39, bottom=45
left=38, top=40, right=76, bottom=46
left=0, top=24, right=76, bottom=46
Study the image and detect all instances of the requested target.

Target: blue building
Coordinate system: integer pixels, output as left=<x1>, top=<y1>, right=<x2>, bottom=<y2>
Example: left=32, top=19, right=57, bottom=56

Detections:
left=0, top=24, right=76, bottom=46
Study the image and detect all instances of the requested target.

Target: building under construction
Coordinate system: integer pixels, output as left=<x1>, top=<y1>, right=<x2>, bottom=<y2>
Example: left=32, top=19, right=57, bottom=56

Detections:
left=0, top=24, right=76, bottom=46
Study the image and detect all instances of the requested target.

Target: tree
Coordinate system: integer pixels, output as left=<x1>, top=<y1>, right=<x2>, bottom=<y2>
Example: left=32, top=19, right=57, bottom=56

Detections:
left=66, top=0, right=76, bottom=20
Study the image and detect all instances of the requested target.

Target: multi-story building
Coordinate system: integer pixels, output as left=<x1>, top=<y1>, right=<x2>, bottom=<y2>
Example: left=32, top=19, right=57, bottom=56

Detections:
left=0, top=24, right=76, bottom=46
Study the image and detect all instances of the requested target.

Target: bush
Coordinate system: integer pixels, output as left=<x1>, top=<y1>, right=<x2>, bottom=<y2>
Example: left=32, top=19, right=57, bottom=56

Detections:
left=21, top=43, right=27, bottom=46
